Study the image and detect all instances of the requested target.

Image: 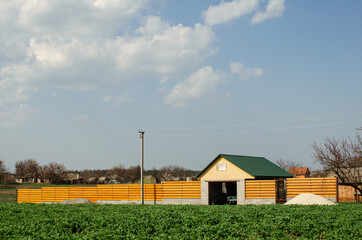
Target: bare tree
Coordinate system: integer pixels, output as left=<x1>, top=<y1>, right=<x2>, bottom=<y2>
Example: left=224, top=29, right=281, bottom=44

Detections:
left=15, top=159, right=42, bottom=181
left=108, top=164, right=126, bottom=183
left=42, top=162, right=66, bottom=184
left=80, top=169, right=107, bottom=182
left=313, top=134, right=362, bottom=197
left=309, top=169, right=328, bottom=178
left=147, top=167, right=164, bottom=183
left=274, top=158, right=302, bottom=171
left=123, top=165, right=140, bottom=183
left=0, top=160, right=8, bottom=183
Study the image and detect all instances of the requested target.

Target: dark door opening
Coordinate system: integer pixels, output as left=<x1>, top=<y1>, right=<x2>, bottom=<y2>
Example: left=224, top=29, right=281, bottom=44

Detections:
left=209, top=181, right=237, bottom=205
left=276, top=179, right=286, bottom=204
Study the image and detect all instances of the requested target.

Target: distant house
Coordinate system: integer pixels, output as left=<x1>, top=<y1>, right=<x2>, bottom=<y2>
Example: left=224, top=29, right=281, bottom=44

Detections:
left=98, top=176, right=110, bottom=184
left=15, top=177, right=48, bottom=184
left=289, top=167, right=310, bottom=178
left=86, top=177, right=97, bottom=184
left=64, top=172, right=81, bottom=184
left=109, top=175, right=123, bottom=184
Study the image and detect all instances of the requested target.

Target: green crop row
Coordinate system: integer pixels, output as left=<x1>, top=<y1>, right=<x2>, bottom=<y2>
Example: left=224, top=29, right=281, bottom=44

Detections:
left=0, top=203, right=361, bottom=239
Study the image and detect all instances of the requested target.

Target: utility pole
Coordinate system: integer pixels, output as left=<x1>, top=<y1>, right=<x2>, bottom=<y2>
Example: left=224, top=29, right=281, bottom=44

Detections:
left=139, top=130, right=145, bottom=205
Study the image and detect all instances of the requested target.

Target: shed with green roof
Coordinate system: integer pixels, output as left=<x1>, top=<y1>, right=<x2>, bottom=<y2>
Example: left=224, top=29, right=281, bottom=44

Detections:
left=198, top=154, right=293, bottom=205
left=198, top=154, right=293, bottom=181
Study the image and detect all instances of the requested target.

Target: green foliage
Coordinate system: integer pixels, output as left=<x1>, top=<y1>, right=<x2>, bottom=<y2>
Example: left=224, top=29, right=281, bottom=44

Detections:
left=0, top=203, right=360, bottom=239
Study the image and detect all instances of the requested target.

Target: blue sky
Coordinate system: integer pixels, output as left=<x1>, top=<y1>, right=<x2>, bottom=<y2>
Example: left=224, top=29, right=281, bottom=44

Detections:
left=1, top=0, right=361, bottom=172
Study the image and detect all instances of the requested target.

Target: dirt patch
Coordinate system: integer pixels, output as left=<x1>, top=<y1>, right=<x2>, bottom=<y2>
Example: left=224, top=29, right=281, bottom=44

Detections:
left=0, top=190, right=16, bottom=195
left=60, top=198, right=95, bottom=204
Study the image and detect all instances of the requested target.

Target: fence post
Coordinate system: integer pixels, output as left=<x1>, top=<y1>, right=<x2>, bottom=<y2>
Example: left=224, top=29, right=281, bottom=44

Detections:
left=237, top=180, right=245, bottom=205
left=336, top=177, right=339, bottom=203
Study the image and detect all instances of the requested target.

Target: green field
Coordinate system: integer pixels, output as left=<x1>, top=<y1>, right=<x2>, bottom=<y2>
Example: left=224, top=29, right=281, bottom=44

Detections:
left=0, top=189, right=16, bottom=202
left=0, top=203, right=361, bottom=239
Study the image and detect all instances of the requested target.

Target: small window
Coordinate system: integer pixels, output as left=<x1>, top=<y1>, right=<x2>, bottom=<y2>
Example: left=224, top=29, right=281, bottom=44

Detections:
left=217, top=164, right=227, bottom=171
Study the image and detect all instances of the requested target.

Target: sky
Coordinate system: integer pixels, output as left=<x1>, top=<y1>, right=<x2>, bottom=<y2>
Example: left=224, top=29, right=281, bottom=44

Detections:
left=1, top=0, right=362, bottom=172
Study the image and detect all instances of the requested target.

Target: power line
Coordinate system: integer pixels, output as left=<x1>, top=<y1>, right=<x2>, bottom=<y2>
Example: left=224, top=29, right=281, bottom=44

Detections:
left=150, top=119, right=361, bottom=137
left=147, top=111, right=362, bottom=133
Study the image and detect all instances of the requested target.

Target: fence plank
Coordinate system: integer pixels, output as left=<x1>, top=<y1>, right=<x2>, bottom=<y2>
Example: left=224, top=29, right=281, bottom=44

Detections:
left=245, top=180, right=276, bottom=199
left=18, top=181, right=201, bottom=203
left=286, top=177, right=337, bottom=198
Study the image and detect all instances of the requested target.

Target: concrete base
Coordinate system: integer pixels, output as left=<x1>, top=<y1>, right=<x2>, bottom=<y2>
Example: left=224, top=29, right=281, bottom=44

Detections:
left=286, top=196, right=337, bottom=203
left=97, top=200, right=159, bottom=204
left=97, top=199, right=202, bottom=205
left=161, top=198, right=202, bottom=205
left=245, top=199, right=276, bottom=205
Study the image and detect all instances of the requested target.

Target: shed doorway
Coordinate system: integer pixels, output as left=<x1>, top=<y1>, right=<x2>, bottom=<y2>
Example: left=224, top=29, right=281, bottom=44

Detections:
left=208, top=181, right=237, bottom=205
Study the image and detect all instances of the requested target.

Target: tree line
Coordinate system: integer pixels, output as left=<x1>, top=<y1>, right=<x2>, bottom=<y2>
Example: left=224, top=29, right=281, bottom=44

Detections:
left=0, top=134, right=361, bottom=196
left=0, top=159, right=199, bottom=184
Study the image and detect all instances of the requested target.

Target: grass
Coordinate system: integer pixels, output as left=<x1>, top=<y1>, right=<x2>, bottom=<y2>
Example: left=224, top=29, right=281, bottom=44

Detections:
left=0, top=186, right=16, bottom=200
left=0, top=187, right=16, bottom=202
left=0, top=195, right=16, bottom=202
left=0, top=203, right=360, bottom=239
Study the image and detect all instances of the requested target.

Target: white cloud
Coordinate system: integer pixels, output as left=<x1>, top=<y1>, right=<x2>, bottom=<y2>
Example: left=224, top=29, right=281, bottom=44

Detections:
left=2, top=15, right=216, bottom=89
left=102, top=95, right=114, bottom=103
left=102, top=93, right=131, bottom=108
left=202, top=0, right=286, bottom=26
left=165, top=66, right=225, bottom=108
left=0, top=0, right=217, bottom=126
left=17, top=0, right=148, bottom=37
left=203, top=0, right=258, bottom=26
left=0, top=104, right=35, bottom=127
left=0, top=66, right=37, bottom=106
left=0, top=1, right=269, bottom=126
left=230, top=62, right=263, bottom=79
left=0, top=0, right=148, bottom=62
left=116, top=16, right=216, bottom=76
left=252, top=0, right=285, bottom=24
left=0, top=0, right=149, bottom=126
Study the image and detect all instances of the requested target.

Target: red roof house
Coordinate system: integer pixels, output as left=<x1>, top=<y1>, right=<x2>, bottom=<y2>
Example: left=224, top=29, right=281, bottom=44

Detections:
left=289, top=167, right=310, bottom=178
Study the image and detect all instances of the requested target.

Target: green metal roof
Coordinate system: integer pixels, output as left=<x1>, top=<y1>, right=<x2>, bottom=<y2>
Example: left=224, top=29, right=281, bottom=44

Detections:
left=198, top=154, right=293, bottom=178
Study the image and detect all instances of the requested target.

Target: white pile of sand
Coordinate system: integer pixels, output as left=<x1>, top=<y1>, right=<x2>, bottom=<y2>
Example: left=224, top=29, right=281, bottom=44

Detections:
left=285, top=193, right=335, bottom=205
left=60, top=198, right=94, bottom=204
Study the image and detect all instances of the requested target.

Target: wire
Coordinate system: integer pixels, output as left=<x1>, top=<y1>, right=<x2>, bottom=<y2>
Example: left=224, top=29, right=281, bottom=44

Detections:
left=147, top=111, right=362, bottom=133
left=149, top=119, right=361, bottom=137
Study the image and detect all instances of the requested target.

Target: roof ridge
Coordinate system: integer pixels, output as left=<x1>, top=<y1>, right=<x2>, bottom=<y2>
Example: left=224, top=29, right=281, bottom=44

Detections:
left=220, top=153, right=265, bottom=159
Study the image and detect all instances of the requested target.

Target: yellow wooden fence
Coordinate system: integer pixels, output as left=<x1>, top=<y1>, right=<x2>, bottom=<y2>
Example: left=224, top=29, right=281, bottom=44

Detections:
left=17, top=181, right=201, bottom=203
left=162, top=181, right=201, bottom=199
left=17, top=178, right=338, bottom=203
left=286, top=177, right=337, bottom=198
left=245, top=180, right=276, bottom=199
left=17, top=189, right=42, bottom=204
left=97, top=184, right=163, bottom=201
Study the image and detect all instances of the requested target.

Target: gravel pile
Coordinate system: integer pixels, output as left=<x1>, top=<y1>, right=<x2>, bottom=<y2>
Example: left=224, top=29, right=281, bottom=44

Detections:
left=60, top=198, right=94, bottom=204
left=285, top=193, right=335, bottom=205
